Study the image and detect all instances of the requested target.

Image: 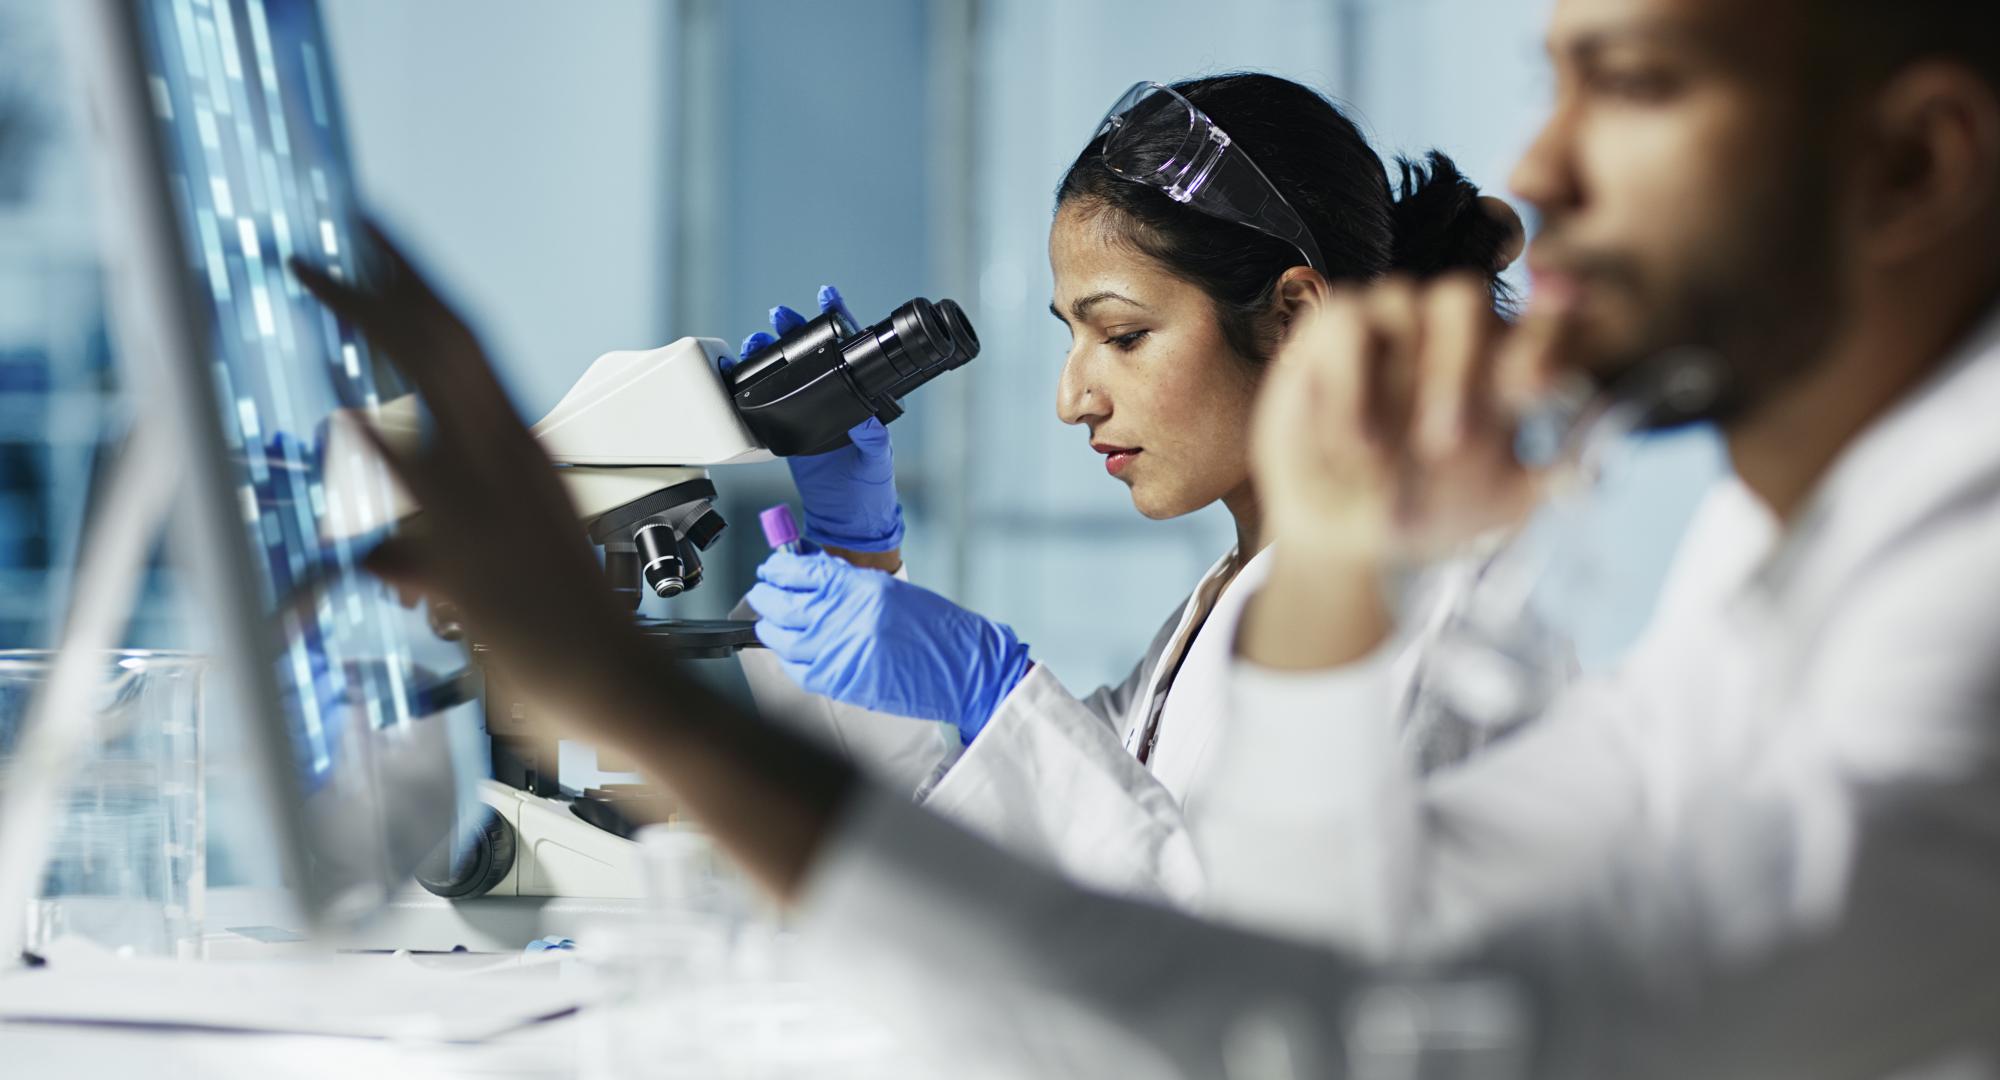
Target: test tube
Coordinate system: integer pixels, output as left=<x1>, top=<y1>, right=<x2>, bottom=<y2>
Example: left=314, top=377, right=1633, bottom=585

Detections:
left=758, top=505, right=804, bottom=554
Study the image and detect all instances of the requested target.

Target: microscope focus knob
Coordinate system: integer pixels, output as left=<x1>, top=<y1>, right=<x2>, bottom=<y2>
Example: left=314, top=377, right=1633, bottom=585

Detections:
left=415, top=805, right=516, bottom=900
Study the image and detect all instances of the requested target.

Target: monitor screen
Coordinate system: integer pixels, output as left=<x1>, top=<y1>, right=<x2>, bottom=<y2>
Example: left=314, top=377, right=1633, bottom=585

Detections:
left=127, top=0, right=463, bottom=800
left=120, top=0, right=476, bottom=904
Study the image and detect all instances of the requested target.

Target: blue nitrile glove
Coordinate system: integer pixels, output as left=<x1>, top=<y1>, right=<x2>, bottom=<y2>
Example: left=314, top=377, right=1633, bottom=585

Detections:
left=745, top=550, right=1032, bottom=743
left=727, top=285, right=905, bottom=552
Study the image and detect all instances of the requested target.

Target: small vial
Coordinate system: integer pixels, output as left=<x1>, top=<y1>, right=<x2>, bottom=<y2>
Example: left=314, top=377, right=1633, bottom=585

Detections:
left=758, top=505, right=804, bottom=554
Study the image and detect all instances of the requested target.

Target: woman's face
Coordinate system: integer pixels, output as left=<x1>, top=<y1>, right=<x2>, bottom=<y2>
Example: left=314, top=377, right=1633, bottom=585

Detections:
left=1048, top=203, right=1261, bottom=520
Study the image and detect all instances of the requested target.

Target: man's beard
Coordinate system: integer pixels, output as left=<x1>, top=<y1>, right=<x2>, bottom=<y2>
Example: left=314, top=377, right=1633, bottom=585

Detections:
left=1649, top=228, right=1846, bottom=432
left=1536, top=122, right=1848, bottom=430
left=1552, top=155, right=1848, bottom=433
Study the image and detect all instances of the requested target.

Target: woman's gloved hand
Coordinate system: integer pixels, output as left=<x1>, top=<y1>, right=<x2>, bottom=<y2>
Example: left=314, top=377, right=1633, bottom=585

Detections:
left=729, top=285, right=904, bottom=553
left=745, top=550, right=1031, bottom=743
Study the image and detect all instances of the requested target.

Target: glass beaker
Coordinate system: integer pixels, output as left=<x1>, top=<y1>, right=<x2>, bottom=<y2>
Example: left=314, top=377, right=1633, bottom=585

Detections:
left=0, top=650, right=206, bottom=959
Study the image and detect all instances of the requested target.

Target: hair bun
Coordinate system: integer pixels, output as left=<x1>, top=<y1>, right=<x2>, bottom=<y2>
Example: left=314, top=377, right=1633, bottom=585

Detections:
left=1389, top=151, right=1521, bottom=283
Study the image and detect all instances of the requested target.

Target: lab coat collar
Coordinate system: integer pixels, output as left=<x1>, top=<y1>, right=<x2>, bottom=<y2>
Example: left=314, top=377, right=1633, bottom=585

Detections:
left=1749, top=301, right=2000, bottom=620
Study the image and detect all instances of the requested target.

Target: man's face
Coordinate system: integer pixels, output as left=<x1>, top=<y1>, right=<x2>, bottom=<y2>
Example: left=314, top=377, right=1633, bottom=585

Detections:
left=1513, top=0, right=1849, bottom=425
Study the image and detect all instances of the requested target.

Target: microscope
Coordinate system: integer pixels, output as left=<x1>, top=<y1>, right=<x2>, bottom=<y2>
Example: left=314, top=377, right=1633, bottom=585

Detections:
left=548, top=293, right=978, bottom=609
left=329, top=296, right=981, bottom=908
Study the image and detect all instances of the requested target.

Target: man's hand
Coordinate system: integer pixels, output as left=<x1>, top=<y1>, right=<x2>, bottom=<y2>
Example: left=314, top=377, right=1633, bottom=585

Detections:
left=1239, top=275, right=1571, bottom=670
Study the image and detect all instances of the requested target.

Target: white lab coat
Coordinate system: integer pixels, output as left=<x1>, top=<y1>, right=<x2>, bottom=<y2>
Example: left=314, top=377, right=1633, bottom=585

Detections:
left=743, top=544, right=1562, bottom=927
left=917, top=546, right=1269, bottom=904
left=742, top=550, right=1274, bottom=904
left=797, top=307, right=2000, bottom=1079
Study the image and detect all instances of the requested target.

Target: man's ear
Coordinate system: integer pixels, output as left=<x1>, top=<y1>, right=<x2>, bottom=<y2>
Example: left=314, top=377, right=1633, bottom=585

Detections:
left=1856, top=59, right=2000, bottom=266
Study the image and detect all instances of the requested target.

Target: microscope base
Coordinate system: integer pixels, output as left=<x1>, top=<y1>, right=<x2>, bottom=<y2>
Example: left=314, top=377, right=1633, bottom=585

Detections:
left=479, top=780, right=649, bottom=898
left=329, top=781, right=701, bottom=952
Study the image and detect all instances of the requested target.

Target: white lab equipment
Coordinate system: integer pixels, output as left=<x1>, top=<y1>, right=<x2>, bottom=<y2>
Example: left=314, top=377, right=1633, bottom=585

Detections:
left=575, top=827, right=918, bottom=1080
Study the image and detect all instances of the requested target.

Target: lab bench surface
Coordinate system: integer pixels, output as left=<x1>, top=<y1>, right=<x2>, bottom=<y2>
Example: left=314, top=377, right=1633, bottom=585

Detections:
left=0, top=887, right=928, bottom=1080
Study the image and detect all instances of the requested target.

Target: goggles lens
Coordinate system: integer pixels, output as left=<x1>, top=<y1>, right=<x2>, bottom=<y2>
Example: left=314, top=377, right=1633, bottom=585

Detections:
left=1091, top=82, right=1328, bottom=276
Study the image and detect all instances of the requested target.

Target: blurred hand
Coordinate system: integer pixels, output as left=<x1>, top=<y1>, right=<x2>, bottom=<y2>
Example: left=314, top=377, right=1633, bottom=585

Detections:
left=1255, top=274, right=1562, bottom=565
left=290, top=226, right=658, bottom=741
left=1241, top=274, right=1569, bottom=669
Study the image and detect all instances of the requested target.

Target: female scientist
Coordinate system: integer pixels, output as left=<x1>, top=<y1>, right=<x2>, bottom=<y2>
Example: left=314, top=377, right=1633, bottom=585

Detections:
left=736, top=72, right=1538, bottom=920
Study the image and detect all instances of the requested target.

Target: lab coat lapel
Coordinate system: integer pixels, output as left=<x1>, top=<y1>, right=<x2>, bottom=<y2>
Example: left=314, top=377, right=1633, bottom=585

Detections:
left=1145, top=548, right=1277, bottom=802
left=1125, top=548, right=1241, bottom=761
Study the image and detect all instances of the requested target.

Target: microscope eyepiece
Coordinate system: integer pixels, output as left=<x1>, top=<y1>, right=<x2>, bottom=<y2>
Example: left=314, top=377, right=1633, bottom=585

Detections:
left=728, top=296, right=981, bottom=457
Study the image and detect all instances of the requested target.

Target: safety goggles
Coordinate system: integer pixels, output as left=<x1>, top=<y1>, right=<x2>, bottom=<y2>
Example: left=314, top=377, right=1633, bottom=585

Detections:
left=1090, top=81, right=1329, bottom=277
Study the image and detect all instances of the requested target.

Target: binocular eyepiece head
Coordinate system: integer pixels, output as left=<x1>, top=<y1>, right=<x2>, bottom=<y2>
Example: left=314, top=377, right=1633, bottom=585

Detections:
left=728, top=296, right=980, bottom=457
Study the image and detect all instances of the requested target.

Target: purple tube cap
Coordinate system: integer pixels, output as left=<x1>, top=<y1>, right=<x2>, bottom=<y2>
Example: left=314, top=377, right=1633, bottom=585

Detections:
left=759, top=504, right=802, bottom=550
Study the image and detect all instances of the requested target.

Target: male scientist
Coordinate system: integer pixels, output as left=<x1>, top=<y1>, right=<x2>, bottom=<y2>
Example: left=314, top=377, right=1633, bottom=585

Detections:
left=296, top=0, right=2000, bottom=1074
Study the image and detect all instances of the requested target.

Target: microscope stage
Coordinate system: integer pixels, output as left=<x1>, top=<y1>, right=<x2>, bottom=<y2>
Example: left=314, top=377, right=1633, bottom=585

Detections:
left=634, top=617, right=761, bottom=659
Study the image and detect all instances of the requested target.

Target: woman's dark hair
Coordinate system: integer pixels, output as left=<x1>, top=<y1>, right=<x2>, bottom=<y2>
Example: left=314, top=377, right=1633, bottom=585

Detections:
left=1057, top=72, right=1516, bottom=365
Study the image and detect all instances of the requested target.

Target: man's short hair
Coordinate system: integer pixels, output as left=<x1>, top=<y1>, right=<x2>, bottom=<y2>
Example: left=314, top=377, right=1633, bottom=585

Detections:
left=1824, top=2, right=2000, bottom=96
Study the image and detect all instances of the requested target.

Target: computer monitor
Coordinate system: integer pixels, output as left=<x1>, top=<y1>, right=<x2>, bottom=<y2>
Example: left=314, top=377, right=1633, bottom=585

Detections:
left=66, top=0, right=479, bottom=924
